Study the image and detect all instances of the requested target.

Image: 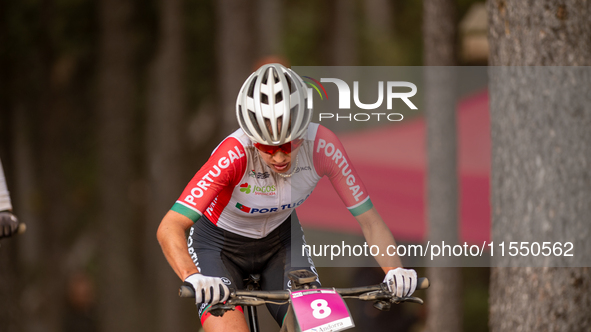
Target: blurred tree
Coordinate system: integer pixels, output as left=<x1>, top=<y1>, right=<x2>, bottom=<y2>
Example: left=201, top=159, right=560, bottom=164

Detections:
left=363, top=0, right=393, bottom=42
left=2, top=0, right=101, bottom=330
left=215, top=0, right=256, bottom=137
left=256, top=0, right=284, bottom=58
left=96, top=0, right=141, bottom=331
left=423, top=1, right=463, bottom=332
left=362, top=0, right=393, bottom=65
left=27, top=1, right=73, bottom=331
left=488, top=0, right=591, bottom=331
left=144, top=0, right=193, bottom=330
left=0, top=2, right=25, bottom=331
left=328, top=0, right=358, bottom=65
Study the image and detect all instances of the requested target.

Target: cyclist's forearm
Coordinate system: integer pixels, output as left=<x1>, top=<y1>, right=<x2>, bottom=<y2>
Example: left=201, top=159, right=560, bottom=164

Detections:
left=157, top=210, right=199, bottom=280
left=355, top=207, right=404, bottom=273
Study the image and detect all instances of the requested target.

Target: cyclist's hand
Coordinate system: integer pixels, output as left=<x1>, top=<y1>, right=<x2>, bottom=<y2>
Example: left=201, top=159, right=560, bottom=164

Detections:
left=0, top=211, right=18, bottom=239
left=183, top=273, right=230, bottom=305
left=383, top=268, right=417, bottom=298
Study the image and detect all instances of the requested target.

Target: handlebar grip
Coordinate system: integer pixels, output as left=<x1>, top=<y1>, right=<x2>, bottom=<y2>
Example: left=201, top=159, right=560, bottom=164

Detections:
left=179, top=285, right=195, bottom=298
left=417, top=277, right=429, bottom=290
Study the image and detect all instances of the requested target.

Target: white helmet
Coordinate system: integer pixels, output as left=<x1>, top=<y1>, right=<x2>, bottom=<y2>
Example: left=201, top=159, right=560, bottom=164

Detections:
left=236, top=63, right=312, bottom=145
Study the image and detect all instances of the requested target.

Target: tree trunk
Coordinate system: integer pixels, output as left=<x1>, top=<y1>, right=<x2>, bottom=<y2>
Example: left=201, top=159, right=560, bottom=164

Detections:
left=256, top=0, right=283, bottom=58
left=145, top=0, right=191, bottom=330
left=35, top=1, right=72, bottom=330
left=423, top=0, right=456, bottom=66
left=488, top=0, right=591, bottom=331
left=215, top=0, right=255, bottom=136
left=363, top=0, right=393, bottom=41
left=423, top=1, right=462, bottom=332
left=0, top=2, right=65, bottom=330
left=329, top=0, right=358, bottom=66
left=97, top=0, right=140, bottom=331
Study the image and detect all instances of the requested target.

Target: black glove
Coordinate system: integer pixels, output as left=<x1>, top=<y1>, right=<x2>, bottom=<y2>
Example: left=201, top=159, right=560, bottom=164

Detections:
left=0, top=211, right=19, bottom=238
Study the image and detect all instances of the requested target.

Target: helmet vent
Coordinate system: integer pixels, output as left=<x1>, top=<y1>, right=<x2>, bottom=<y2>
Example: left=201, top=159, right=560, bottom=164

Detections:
left=284, top=74, right=294, bottom=93
left=262, top=68, right=270, bottom=84
left=275, top=92, right=283, bottom=103
left=276, top=116, right=284, bottom=137
left=248, top=110, right=263, bottom=138
left=299, top=106, right=310, bottom=133
left=278, top=115, right=291, bottom=137
left=247, top=77, right=257, bottom=98
left=261, top=93, right=269, bottom=105
left=238, top=106, right=253, bottom=137
left=289, top=104, right=298, bottom=136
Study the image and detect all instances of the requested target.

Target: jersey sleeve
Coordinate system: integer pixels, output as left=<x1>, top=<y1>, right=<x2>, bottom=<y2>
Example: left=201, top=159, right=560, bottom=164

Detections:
left=171, top=137, right=247, bottom=222
left=313, top=125, right=373, bottom=216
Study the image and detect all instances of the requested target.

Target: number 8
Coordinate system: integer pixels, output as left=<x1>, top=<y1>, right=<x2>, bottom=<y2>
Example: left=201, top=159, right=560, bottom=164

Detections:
left=311, top=299, right=332, bottom=319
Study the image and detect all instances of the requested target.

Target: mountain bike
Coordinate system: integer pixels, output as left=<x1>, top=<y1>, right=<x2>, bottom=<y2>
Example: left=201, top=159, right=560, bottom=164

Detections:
left=180, top=269, right=429, bottom=332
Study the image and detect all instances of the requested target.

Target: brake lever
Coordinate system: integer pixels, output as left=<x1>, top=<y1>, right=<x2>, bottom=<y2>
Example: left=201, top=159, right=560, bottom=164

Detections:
left=391, top=296, right=424, bottom=305
left=203, top=296, right=271, bottom=318
left=205, top=303, right=236, bottom=317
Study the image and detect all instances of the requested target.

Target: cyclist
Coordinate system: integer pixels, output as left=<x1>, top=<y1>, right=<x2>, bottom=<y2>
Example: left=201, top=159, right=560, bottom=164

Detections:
left=0, top=158, right=19, bottom=239
left=157, top=64, right=417, bottom=331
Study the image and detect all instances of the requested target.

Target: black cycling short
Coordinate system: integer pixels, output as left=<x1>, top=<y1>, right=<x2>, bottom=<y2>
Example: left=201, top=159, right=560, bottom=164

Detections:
left=187, top=211, right=320, bottom=326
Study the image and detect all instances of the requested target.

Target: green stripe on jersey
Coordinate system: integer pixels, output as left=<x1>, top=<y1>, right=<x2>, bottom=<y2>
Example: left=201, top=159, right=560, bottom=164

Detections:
left=171, top=202, right=202, bottom=222
left=348, top=197, right=373, bottom=217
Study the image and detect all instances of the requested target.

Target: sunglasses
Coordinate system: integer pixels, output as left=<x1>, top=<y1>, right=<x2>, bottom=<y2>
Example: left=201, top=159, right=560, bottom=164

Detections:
left=254, top=139, right=304, bottom=155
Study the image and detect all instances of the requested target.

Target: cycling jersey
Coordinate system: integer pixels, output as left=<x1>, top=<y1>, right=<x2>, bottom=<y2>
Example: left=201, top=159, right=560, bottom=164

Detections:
left=171, top=123, right=373, bottom=239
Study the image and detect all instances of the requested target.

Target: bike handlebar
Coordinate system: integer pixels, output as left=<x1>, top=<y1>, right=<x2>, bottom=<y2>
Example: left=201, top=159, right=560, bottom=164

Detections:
left=178, top=277, right=429, bottom=299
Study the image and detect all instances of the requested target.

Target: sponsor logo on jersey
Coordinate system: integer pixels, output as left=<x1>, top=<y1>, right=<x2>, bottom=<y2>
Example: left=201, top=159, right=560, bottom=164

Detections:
left=235, top=202, right=251, bottom=213
left=249, top=169, right=270, bottom=179
left=239, top=182, right=252, bottom=194
left=205, top=196, right=219, bottom=217
left=239, top=182, right=276, bottom=196
left=235, top=193, right=311, bottom=214
left=187, top=227, right=201, bottom=272
left=294, top=165, right=312, bottom=173
left=235, top=204, right=279, bottom=214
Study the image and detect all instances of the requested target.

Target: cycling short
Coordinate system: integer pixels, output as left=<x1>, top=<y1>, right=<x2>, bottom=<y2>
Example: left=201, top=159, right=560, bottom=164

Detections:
left=188, top=212, right=320, bottom=326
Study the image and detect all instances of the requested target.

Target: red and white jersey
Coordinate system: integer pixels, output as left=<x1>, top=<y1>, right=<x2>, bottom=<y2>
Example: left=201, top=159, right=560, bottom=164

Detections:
left=171, top=123, right=373, bottom=239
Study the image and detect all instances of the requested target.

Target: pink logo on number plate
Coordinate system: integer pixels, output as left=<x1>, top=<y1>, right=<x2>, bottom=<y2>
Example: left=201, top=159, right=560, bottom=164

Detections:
left=290, top=289, right=354, bottom=332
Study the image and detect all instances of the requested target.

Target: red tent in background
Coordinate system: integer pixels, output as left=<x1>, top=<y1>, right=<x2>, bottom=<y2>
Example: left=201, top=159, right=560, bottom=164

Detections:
left=297, top=90, right=491, bottom=244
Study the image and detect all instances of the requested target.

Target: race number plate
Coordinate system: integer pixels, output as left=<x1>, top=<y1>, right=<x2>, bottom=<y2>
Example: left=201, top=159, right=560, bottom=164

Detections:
left=290, top=288, right=354, bottom=332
